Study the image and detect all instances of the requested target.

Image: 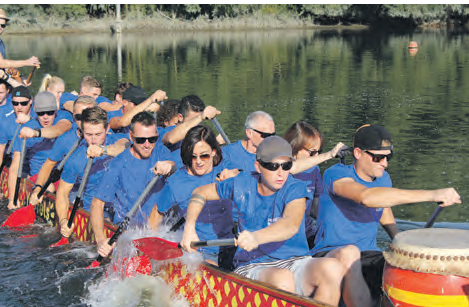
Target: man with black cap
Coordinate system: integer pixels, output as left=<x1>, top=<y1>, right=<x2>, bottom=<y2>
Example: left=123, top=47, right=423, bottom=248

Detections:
left=180, top=136, right=346, bottom=306
left=109, top=84, right=166, bottom=134
left=310, top=124, right=461, bottom=304
left=0, top=9, right=40, bottom=81
left=7, top=91, right=71, bottom=209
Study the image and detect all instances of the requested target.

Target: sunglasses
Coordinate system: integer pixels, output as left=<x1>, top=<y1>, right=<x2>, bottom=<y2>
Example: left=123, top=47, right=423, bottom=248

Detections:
left=303, top=147, right=322, bottom=156
left=258, top=160, right=293, bottom=171
left=133, top=135, right=158, bottom=144
left=0, top=24, right=6, bottom=29
left=364, top=150, right=393, bottom=163
left=12, top=100, right=30, bottom=107
left=192, top=153, right=211, bottom=161
left=74, top=113, right=82, bottom=121
left=249, top=128, right=276, bottom=139
left=36, top=110, right=56, bottom=117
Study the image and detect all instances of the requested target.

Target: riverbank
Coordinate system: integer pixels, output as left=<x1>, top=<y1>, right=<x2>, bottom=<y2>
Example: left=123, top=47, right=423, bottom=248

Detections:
left=5, top=15, right=369, bottom=35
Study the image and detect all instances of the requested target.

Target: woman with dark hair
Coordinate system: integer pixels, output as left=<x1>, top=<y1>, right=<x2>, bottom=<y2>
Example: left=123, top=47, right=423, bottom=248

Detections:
left=284, top=121, right=329, bottom=249
left=148, top=125, right=238, bottom=265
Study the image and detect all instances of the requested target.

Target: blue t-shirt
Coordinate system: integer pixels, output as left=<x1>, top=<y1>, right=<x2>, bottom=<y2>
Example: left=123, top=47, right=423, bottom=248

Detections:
left=61, top=133, right=126, bottom=211
left=216, top=173, right=310, bottom=268
left=48, top=123, right=83, bottom=162
left=12, top=117, right=63, bottom=176
left=0, top=94, right=13, bottom=120
left=0, top=37, right=5, bottom=58
left=161, top=125, right=182, bottom=152
left=92, top=143, right=172, bottom=224
left=222, top=140, right=256, bottom=173
left=0, top=112, right=21, bottom=146
left=154, top=163, right=234, bottom=256
left=292, top=166, right=323, bottom=238
left=59, top=92, right=112, bottom=111
left=311, top=163, right=392, bottom=255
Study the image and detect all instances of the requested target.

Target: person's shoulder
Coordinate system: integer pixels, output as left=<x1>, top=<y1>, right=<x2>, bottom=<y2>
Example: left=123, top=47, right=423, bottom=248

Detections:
left=324, top=163, right=352, bottom=176
left=108, top=108, right=124, bottom=119
left=23, top=118, right=40, bottom=129
left=222, top=140, right=242, bottom=151
left=96, top=96, right=112, bottom=104
left=60, top=92, right=77, bottom=102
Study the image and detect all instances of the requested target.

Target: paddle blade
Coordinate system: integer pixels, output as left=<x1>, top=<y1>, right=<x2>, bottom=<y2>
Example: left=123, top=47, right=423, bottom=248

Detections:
left=133, top=237, right=183, bottom=261
left=108, top=256, right=152, bottom=278
left=2, top=205, right=35, bottom=227
left=87, top=260, right=101, bottom=269
left=49, top=236, right=69, bottom=247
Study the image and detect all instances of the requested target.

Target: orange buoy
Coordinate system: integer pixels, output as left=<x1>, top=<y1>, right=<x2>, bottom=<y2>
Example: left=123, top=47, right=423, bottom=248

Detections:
left=382, top=229, right=469, bottom=307
left=408, top=41, right=418, bottom=49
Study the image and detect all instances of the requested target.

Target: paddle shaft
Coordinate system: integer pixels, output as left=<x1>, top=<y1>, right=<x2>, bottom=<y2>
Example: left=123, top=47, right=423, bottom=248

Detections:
left=13, top=139, right=27, bottom=206
left=95, top=174, right=161, bottom=264
left=25, top=66, right=36, bottom=84
left=0, top=124, right=22, bottom=176
left=212, top=118, right=231, bottom=145
left=67, top=158, right=94, bottom=228
left=38, top=136, right=83, bottom=198
left=184, top=238, right=236, bottom=249
left=424, top=203, right=444, bottom=228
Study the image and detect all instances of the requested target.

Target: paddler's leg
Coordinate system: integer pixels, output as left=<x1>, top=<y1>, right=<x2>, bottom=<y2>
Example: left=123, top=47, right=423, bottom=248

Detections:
left=258, top=267, right=296, bottom=293
left=324, top=245, right=373, bottom=307
left=147, top=205, right=163, bottom=230
left=298, top=257, right=343, bottom=306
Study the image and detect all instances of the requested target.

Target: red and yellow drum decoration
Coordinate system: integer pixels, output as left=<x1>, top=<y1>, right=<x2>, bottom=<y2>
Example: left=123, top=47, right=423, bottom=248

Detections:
left=383, top=228, right=469, bottom=307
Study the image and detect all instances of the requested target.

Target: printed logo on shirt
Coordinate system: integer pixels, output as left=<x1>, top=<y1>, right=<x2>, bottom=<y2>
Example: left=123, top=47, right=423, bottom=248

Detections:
left=5, top=110, right=14, bottom=117
left=267, top=217, right=280, bottom=226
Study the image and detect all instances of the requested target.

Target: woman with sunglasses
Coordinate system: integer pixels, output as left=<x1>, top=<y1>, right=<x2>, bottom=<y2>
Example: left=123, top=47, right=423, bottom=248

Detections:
left=148, top=125, right=238, bottom=266
left=284, top=121, right=328, bottom=249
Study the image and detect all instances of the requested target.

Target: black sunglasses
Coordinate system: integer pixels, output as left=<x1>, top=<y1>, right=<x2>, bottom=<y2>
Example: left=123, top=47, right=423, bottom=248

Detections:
left=36, top=110, right=56, bottom=117
left=303, top=147, right=322, bottom=157
left=0, top=24, right=6, bottom=29
left=73, top=113, right=82, bottom=121
left=258, top=160, right=293, bottom=171
left=12, top=100, right=30, bottom=107
left=250, top=128, right=276, bottom=139
left=364, top=150, right=393, bottom=163
left=133, top=135, right=158, bottom=144
left=192, top=153, right=211, bottom=161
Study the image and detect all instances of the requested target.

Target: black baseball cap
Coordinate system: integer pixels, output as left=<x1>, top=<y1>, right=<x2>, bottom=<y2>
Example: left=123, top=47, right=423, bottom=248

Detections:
left=12, top=85, right=32, bottom=100
left=122, top=85, right=147, bottom=105
left=353, top=124, right=393, bottom=150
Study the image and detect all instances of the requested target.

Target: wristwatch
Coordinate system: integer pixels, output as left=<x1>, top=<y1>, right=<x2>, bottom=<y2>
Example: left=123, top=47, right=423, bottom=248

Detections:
left=34, top=128, right=42, bottom=138
left=99, top=145, right=108, bottom=156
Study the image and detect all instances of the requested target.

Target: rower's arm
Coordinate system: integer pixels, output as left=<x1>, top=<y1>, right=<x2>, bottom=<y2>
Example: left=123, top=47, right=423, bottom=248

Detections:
left=380, top=207, right=398, bottom=240
left=106, top=138, right=130, bottom=157
left=109, top=91, right=164, bottom=130
left=62, top=101, right=74, bottom=113
left=162, top=106, right=220, bottom=146
left=99, top=101, right=123, bottom=112
left=32, top=159, right=57, bottom=193
left=333, top=178, right=461, bottom=208
left=7, top=152, right=21, bottom=204
left=251, top=198, right=306, bottom=245
left=184, top=183, right=220, bottom=228
left=290, top=142, right=345, bottom=175
left=0, top=143, right=5, bottom=168
left=0, top=54, right=37, bottom=69
left=90, top=197, right=107, bottom=243
left=148, top=206, right=163, bottom=230
left=40, top=120, right=72, bottom=139
left=56, top=179, right=74, bottom=225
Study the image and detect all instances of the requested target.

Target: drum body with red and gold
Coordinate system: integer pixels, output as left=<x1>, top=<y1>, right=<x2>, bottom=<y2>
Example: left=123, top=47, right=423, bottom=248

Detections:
left=382, top=228, right=469, bottom=307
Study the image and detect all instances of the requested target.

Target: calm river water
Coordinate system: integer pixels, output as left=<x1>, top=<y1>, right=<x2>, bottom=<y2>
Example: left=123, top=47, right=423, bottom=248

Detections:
left=1, top=27, right=469, bottom=306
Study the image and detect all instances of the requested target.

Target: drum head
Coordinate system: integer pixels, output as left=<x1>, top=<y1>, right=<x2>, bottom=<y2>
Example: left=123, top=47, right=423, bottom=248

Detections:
left=383, top=228, right=469, bottom=277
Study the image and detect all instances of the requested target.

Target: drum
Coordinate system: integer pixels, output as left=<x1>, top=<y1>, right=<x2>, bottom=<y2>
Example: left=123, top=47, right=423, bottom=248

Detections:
left=382, top=228, right=469, bottom=307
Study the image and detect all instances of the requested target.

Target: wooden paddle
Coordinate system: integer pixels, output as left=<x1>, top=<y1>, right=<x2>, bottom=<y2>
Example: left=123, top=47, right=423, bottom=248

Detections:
left=50, top=157, right=94, bottom=247
left=212, top=117, right=231, bottom=145
left=133, top=237, right=236, bottom=261
left=25, top=65, right=38, bottom=85
left=87, top=174, right=161, bottom=269
left=2, top=138, right=30, bottom=227
left=0, top=124, right=22, bottom=178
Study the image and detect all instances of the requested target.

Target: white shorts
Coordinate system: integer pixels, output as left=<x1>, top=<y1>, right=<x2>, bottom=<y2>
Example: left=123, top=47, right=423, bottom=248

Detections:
left=234, top=255, right=313, bottom=296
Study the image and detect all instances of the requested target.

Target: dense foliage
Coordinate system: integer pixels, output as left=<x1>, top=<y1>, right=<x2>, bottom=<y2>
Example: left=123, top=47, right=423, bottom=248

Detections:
left=2, top=4, right=469, bottom=28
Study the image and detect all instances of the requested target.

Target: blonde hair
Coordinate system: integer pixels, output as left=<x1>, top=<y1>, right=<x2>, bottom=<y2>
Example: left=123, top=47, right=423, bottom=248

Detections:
left=38, top=74, right=65, bottom=93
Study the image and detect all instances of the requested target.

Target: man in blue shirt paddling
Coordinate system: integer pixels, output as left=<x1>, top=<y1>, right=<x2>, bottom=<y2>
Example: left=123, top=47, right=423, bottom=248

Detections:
left=181, top=136, right=347, bottom=306
left=311, top=124, right=461, bottom=303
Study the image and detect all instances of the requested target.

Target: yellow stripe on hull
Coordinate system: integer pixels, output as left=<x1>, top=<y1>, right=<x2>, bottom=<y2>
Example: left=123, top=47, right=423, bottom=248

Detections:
left=386, top=285, right=469, bottom=307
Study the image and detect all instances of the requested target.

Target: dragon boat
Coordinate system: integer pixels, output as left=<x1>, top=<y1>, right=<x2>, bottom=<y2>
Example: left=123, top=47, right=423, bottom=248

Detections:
left=0, top=166, right=331, bottom=307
